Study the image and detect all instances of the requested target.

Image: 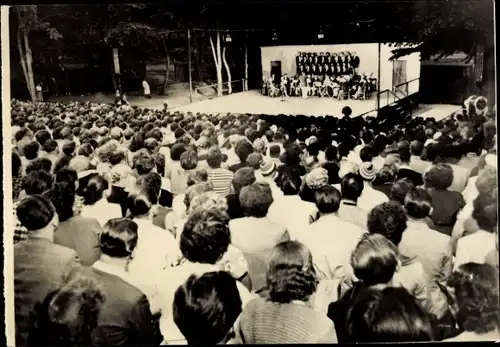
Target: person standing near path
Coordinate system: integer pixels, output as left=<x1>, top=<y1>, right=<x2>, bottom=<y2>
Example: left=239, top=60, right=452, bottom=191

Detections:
left=142, top=79, right=151, bottom=99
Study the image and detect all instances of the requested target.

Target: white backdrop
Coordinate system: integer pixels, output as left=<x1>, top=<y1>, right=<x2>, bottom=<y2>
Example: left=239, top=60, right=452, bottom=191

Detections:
left=260, top=43, right=420, bottom=94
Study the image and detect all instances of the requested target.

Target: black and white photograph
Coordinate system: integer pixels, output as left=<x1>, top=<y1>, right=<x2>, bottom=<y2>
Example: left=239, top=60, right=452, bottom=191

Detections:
left=1, top=1, right=498, bottom=345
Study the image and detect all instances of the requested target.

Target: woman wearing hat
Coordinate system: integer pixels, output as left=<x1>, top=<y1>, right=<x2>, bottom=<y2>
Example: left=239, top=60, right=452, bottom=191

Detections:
left=357, top=162, right=389, bottom=212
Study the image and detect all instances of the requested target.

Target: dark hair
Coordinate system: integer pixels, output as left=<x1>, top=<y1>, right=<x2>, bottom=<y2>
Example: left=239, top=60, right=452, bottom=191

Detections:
left=26, top=158, right=52, bottom=175
left=424, top=163, right=454, bottom=190
left=16, top=195, right=56, bottom=231
left=100, top=218, right=138, bottom=258
left=232, top=167, right=256, bottom=194
left=28, top=271, right=106, bottom=346
left=314, top=185, right=341, bottom=214
left=43, top=182, right=76, bottom=222
left=126, top=187, right=156, bottom=217
left=128, top=133, right=144, bottom=152
left=82, top=174, right=108, bottom=205
left=23, top=171, right=53, bottom=195
left=24, top=141, right=40, bottom=160
left=367, top=201, right=408, bottom=246
left=275, top=167, right=302, bottom=195
left=325, top=145, right=338, bottom=161
left=390, top=178, right=415, bottom=205
left=399, top=147, right=411, bottom=163
left=108, top=151, right=126, bottom=166
left=447, top=263, right=499, bottom=334
left=12, top=151, right=22, bottom=177
left=404, top=187, right=432, bottom=219
left=180, top=209, right=231, bottom=264
left=135, top=155, right=155, bottom=176
left=346, top=287, right=436, bottom=342
left=235, top=140, right=254, bottom=163
left=269, top=145, right=281, bottom=158
left=359, top=145, right=373, bottom=162
left=351, top=233, right=398, bottom=287
left=341, top=173, right=364, bottom=201
left=471, top=191, right=498, bottom=232
left=62, top=141, right=76, bottom=157
left=35, top=130, right=52, bottom=147
left=371, top=165, right=397, bottom=186
left=180, top=150, right=198, bottom=171
left=239, top=181, right=274, bottom=218
left=266, top=241, right=318, bottom=303
left=173, top=271, right=242, bottom=345
left=342, top=106, right=352, bottom=117
left=410, top=141, right=424, bottom=156
left=53, top=155, right=72, bottom=175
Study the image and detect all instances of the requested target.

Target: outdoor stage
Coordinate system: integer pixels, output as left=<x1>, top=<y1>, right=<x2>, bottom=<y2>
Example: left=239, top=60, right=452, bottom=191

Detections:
left=173, top=90, right=459, bottom=121
left=174, top=90, right=383, bottom=117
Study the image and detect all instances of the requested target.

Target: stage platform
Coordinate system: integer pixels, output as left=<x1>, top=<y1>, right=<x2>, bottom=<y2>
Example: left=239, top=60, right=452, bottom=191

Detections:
left=173, top=90, right=381, bottom=117
left=171, top=90, right=459, bottom=121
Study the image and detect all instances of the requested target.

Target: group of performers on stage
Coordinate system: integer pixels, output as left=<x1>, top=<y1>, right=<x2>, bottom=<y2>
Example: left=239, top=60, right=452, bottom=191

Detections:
left=262, top=72, right=377, bottom=100
left=296, top=51, right=360, bottom=76
left=261, top=51, right=377, bottom=100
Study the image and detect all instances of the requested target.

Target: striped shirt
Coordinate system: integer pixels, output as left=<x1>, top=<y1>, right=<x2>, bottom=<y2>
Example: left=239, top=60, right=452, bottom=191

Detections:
left=207, top=168, right=234, bottom=197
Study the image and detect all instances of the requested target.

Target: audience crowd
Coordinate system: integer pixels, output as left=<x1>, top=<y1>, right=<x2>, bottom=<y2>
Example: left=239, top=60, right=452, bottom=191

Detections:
left=9, top=95, right=499, bottom=345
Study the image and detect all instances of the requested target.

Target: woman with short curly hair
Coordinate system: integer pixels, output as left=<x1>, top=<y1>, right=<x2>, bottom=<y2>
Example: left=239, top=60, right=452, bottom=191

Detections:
left=232, top=241, right=337, bottom=343
left=444, top=263, right=500, bottom=341
left=424, top=163, right=465, bottom=236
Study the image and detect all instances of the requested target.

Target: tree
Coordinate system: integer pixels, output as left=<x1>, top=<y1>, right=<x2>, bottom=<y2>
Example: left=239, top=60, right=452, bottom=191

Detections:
left=12, top=6, right=62, bottom=101
left=208, top=31, right=223, bottom=97
left=222, top=44, right=232, bottom=95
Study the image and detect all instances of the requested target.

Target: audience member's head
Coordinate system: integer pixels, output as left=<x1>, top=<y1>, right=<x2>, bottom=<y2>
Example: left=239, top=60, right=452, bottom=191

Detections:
left=239, top=181, right=274, bottom=218
left=314, top=185, right=341, bottom=215
left=275, top=166, right=302, bottom=196
left=404, top=187, right=433, bottom=219
left=390, top=178, right=415, bottom=205
left=81, top=173, right=109, bottom=205
left=180, top=208, right=231, bottom=265
left=341, top=173, right=364, bottom=202
left=447, top=263, right=499, bottom=334
left=100, top=218, right=138, bottom=258
left=23, top=170, right=53, bottom=196
left=423, top=163, right=454, bottom=190
left=173, top=271, right=242, bottom=345
left=346, top=287, right=436, bottom=342
left=232, top=167, right=256, bottom=195
left=367, top=201, right=408, bottom=246
left=16, top=195, right=58, bottom=232
left=351, top=233, right=399, bottom=287
left=266, top=241, right=318, bottom=304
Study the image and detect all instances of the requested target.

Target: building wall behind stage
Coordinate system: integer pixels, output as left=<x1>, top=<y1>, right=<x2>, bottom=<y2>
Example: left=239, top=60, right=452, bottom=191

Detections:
left=260, top=43, right=420, bottom=94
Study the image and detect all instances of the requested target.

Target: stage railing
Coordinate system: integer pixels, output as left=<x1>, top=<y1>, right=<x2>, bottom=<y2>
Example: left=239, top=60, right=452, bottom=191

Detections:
left=194, top=79, right=246, bottom=99
left=393, top=78, right=420, bottom=98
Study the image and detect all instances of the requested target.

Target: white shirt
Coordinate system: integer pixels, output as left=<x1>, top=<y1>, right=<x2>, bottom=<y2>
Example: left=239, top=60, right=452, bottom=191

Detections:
left=455, top=230, right=497, bottom=270
left=358, top=184, right=389, bottom=212
left=299, top=214, right=365, bottom=280
left=80, top=198, right=122, bottom=228
left=155, top=261, right=253, bottom=344
left=142, top=80, right=151, bottom=95
left=267, top=195, right=317, bottom=241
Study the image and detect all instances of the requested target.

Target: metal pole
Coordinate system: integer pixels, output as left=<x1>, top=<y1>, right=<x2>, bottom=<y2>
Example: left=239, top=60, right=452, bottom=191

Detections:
left=187, top=28, right=193, bottom=103
left=244, top=40, right=249, bottom=91
left=377, top=42, right=381, bottom=116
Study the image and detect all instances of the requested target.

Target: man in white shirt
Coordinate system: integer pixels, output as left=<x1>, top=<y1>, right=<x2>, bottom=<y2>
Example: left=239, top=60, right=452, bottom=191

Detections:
left=299, top=185, right=365, bottom=280
left=267, top=166, right=316, bottom=241
left=142, top=79, right=151, bottom=99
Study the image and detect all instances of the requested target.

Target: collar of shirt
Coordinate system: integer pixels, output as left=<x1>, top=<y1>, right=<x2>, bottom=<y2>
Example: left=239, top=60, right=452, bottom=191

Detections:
left=341, top=199, right=357, bottom=206
left=93, top=260, right=140, bottom=289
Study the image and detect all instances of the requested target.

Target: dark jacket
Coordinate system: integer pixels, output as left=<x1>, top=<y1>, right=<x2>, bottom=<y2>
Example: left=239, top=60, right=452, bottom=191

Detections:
left=73, top=266, right=162, bottom=345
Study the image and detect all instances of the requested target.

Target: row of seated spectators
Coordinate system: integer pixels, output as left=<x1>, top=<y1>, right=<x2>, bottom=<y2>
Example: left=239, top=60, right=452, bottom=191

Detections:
left=9, top=97, right=499, bottom=345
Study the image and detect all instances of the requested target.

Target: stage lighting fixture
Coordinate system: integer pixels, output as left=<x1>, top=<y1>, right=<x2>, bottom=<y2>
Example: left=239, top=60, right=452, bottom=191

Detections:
left=225, top=32, right=232, bottom=42
left=272, top=31, right=278, bottom=41
left=317, top=29, right=324, bottom=39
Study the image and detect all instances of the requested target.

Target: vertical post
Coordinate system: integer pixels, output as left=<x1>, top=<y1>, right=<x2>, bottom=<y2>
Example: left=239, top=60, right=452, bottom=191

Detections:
left=187, top=28, right=193, bottom=103
left=244, top=39, right=249, bottom=91
left=377, top=42, right=381, bottom=115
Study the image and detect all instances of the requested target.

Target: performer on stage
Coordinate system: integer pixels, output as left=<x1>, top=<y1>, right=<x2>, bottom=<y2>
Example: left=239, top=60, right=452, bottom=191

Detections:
left=280, top=74, right=289, bottom=101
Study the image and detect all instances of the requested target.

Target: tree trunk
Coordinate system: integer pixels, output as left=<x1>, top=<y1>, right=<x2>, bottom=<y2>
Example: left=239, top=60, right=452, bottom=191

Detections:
left=16, top=10, right=36, bottom=101
left=209, top=32, right=223, bottom=97
left=161, top=54, right=170, bottom=96
left=222, top=46, right=232, bottom=94
left=23, top=32, right=37, bottom=101
left=244, top=43, right=248, bottom=91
